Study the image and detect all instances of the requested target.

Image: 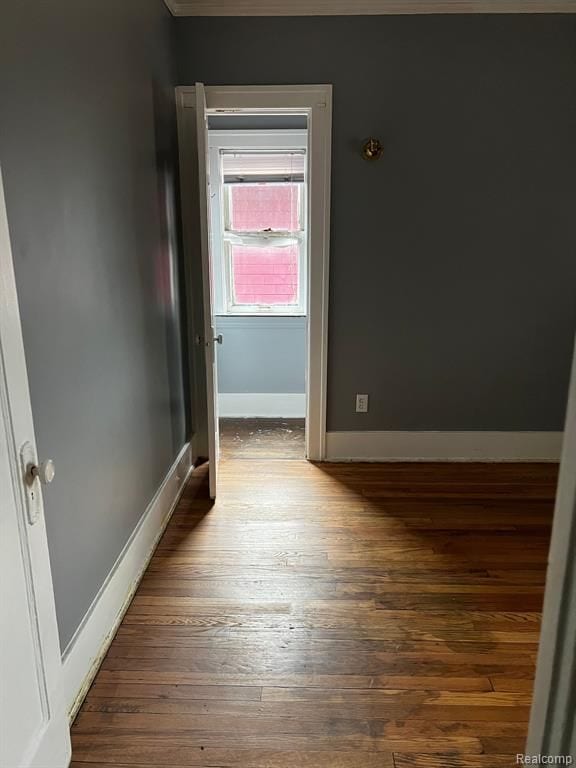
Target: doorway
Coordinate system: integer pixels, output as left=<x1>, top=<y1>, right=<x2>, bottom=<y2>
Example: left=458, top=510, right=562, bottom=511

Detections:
left=176, top=84, right=332, bottom=496
left=208, top=116, right=308, bottom=461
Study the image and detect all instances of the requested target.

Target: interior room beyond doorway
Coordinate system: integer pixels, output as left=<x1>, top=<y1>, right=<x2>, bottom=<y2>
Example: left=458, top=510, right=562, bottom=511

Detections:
left=208, top=114, right=309, bottom=461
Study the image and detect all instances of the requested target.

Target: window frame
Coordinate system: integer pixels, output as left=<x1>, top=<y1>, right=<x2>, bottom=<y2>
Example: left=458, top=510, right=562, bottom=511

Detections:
left=208, top=130, right=308, bottom=317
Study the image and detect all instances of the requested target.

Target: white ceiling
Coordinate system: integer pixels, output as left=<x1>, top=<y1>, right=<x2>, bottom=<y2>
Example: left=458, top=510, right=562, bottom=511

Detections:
left=164, top=0, right=576, bottom=16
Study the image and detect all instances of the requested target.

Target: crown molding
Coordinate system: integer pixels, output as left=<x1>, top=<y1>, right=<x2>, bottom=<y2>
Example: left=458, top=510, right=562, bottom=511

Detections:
left=164, top=0, right=576, bottom=16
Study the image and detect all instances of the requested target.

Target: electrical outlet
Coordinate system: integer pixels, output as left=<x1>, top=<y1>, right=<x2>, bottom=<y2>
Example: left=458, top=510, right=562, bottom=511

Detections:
left=356, top=394, right=369, bottom=413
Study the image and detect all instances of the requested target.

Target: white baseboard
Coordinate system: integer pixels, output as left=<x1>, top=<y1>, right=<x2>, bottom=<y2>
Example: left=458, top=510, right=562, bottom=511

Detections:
left=218, top=392, right=306, bottom=418
left=61, top=442, right=193, bottom=721
left=325, top=431, right=563, bottom=462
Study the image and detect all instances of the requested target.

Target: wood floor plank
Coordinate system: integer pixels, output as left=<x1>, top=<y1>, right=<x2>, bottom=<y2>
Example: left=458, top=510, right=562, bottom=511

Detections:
left=99, top=649, right=534, bottom=679
left=261, top=687, right=532, bottom=707
left=74, top=710, right=518, bottom=738
left=86, top=682, right=262, bottom=701
left=72, top=731, right=482, bottom=755
left=94, top=668, right=494, bottom=691
left=392, top=756, right=514, bottom=768
left=71, top=747, right=392, bottom=767
left=80, top=695, right=532, bottom=723
left=109, top=628, right=539, bottom=660
left=104, top=643, right=538, bottom=667
left=71, top=426, right=555, bottom=767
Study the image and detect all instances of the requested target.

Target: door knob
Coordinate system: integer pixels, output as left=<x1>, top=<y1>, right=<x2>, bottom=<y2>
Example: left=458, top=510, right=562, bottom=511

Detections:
left=214, top=334, right=223, bottom=345
left=20, top=442, right=54, bottom=525
left=29, top=459, right=56, bottom=485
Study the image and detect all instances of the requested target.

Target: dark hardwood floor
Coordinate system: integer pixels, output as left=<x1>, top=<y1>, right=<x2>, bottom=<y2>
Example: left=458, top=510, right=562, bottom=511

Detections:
left=71, top=442, right=557, bottom=767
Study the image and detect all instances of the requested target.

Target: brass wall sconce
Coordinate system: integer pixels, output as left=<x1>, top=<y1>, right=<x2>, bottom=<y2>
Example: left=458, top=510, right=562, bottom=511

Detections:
left=362, top=137, right=384, bottom=161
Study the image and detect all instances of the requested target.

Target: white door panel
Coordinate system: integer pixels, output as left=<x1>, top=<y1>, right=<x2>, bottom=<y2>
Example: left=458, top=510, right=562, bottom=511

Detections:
left=195, top=82, right=219, bottom=498
left=0, top=168, right=71, bottom=768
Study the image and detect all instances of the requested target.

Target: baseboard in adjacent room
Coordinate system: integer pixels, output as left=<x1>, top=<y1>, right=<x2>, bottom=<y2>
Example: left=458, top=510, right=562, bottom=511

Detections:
left=218, top=392, right=306, bottom=418
left=325, top=431, right=563, bottom=462
left=61, top=442, right=193, bottom=721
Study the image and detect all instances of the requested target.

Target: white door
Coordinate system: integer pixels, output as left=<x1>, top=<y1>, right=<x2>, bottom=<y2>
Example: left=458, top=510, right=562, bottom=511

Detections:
left=0, top=169, right=71, bottom=768
left=195, top=82, right=220, bottom=499
left=526, top=337, right=576, bottom=758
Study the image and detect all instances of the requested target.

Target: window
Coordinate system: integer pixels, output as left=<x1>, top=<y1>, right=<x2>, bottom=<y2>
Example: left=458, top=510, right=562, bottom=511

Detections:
left=213, top=145, right=307, bottom=316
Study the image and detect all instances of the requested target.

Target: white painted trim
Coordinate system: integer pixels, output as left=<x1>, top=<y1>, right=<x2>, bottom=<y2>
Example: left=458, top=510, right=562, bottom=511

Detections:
left=194, top=83, right=220, bottom=500
left=0, top=168, right=72, bottom=765
left=176, top=89, right=210, bottom=464
left=61, top=443, right=193, bottom=721
left=527, top=339, right=576, bottom=757
left=165, top=0, right=576, bottom=15
left=219, top=393, right=306, bottom=418
left=176, top=85, right=332, bottom=462
left=325, top=431, right=563, bottom=462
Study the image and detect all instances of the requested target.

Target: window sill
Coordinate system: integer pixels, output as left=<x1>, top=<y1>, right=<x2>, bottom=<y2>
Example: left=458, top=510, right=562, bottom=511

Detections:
left=215, top=312, right=306, bottom=318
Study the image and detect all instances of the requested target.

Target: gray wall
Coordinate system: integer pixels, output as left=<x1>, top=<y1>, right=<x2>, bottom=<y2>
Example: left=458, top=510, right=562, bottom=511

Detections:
left=0, top=1, right=187, bottom=650
left=216, top=317, right=306, bottom=393
left=176, top=14, right=576, bottom=432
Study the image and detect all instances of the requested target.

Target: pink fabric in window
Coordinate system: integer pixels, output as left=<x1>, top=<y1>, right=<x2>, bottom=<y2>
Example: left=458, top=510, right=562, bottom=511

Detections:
left=232, top=245, right=299, bottom=305
left=230, top=184, right=299, bottom=232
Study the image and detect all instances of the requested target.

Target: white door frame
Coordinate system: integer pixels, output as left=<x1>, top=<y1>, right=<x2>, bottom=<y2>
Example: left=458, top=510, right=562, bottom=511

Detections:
left=176, top=84, right=332, bottom=462
left=194, top=83, right=220, bottom=498
left=0, top=167, right=71, bottom=767
left=526, top=337, right=576, bottom=760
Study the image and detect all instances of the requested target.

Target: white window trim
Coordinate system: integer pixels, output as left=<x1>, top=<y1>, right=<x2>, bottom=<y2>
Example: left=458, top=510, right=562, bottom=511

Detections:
left=208, top=130, right=308, bottom=317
